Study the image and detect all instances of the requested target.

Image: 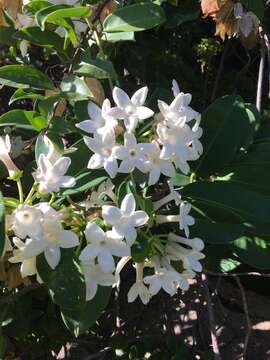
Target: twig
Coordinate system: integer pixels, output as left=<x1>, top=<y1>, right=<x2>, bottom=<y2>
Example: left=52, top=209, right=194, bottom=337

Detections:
left=201, top=273, right=221, bottom=360
left=206, top=270, right=270, bottom=278
left=256, top=27, right=266, bottom=112
left=211, top=41, right=230, bottom=102
left=233, top=276, right=251, bottom=360
left=0, top=283, right=44, bottom=305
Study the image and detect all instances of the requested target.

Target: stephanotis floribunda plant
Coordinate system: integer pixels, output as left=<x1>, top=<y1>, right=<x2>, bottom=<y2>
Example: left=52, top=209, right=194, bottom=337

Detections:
left=2, top=79, right=205, bottom=305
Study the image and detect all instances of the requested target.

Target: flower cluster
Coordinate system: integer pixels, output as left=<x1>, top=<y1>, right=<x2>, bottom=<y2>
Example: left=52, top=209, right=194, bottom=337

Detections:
left=3, top=80, right=206, bottom=305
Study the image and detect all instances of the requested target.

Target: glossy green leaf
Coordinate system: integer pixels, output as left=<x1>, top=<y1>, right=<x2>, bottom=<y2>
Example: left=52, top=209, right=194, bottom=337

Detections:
left=231, top=236, right=270, bottom=270
left=183, top=181, right=270, bottom=229
left=0, top=26, right=16, bottom=46
left=37, top=249, right=85, bottom=310
left=61, top=286, right=111, bottom=336
left=102, top=31, right=135, bottom=42
left=131, top=233, right=151, bottom=262
left=103, top=3, right=166, bottom=33
left=0, top=65, right=55, bottom=90
left=62, top=172, right=107, bottom=196
left=74, top=59, right=117, bottom=80
left=195, top=95, right=257, bottom=177
left=36, top=5, right=92, bottom=30
left=204, top=245, right=241, bottom=273
left=0, top=110, right=46, bottom=131
left=189, top=218, right=244, bottom=244
left=60, top=75, right=92, bottom=101
left=9, top=88, right=45, bottom=105
left=0, top=192, right=5, bottom=259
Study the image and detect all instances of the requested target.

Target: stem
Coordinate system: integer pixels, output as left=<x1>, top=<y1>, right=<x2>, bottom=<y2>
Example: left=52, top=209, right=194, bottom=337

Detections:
left=25, top=183, right=37, bottom=204
left=49, top=193, right=56, bottom=205
left=156, top=214, right=179, bottom=224
left=153, top=193, right=174, bottom=210
left=16, top=179, right=24, bottom=204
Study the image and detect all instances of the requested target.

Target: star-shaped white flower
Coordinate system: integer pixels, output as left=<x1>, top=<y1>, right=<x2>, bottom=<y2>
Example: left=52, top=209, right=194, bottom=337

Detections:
left=32, top=154, right=76, bottom=193
left=84, top=128, right=118, bottom=178
left=127, top=263, right=151, bottom=304
left=108, top=86, right=154, bottom=132
left=81, top=261, right=115, bottom=301
left=140, top=140, right=175, bottom=185
left=102, top=193, right=149, bottom=246
left=76, top=99, right=118, bottom=135
left=179, top=202, right=195, bottom=238
left=113, top=132, right=148, bottom=174
left=79, top=223, right=130, bottom=273
left=12, top=205, right=43, bottom=239
left=144, top=268, right=180, bottom=296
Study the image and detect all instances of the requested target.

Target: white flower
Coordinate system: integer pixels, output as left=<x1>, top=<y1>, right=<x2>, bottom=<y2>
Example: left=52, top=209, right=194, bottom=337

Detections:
left=102, top=193, right=149, bottom=246
left=157, top=122, right=201, bottom=174
left=153, top=181, right=181, bottom=210
left=158, top=92, right=199, bottom=127
left=179, top=202, right=195, bottom=237
left=79, top=223, right=130, bottom=273
left=140, top=140, right=175, bottom=185
left=108, top=86, right=154, bottom=132
left=80, top=179, right=117, bottom=209
left=127, top=263, right=151, bottom=304
left=76, top=99, right=118, bottom=135
left=172, top=79, right=181, bottom=97
left=113, top=132, right=148, bottom=174
left=32, top=154, right=76, bottom=193
left=81, top=261, right=115, bottom=301
left=84, top=129, right=118, bottom=178
left=9, top=237, right=42, bottom=282
left=166, top=233, right=205, bottom=273
left=144, top=268, right=179, bottom=296
left=12, top=205, right=43, bottom=239
left=11, top=204, right=79, bottom=270
left=0, top=135, right=19, bottom=177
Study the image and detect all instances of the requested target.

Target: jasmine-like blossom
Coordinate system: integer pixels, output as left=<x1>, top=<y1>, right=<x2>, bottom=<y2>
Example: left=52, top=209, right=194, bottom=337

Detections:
left=140, top=140, right=175, bottom=185
left=80, top=179, right=117, bottom=209
left=12, top=205, right=43, bottom=239
left=10, top=203, right=79, bottom=270
left=79, top=223, right=130, bottom=273
left=0, top=135, right=19, bottom=177
left=33, top=154, right=76, bottom=193
left=108, top=87, right=154, bottom=132
left=113, top=132, right=148, bottom=174
left=76, top=99, right=118, bottom=135
left=9, top=237, right=42, bottom=283
left=102, top=193, right=149, bottom=246
left=81, top=261, right=115, bottom=301
left=84, top=128, right=118, bottom=178
left=127, top=262, right=151, bottom=304
left=156, top=201, right=195, bottom=237
left=166, top=233, right=205, bottom=273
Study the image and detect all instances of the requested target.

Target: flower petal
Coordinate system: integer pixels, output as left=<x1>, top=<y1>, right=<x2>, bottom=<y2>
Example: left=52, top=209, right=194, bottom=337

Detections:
left=104, top=158, right=118, bottom=178
left=102, top=205, right=122, bottom=225
left=136, top=106, right=154, bottom=120
left=131, top=86, right=148, bottom=106
left=57, top=230, right=79, bottom=248
left=45, top=245, right=61, bottom=269
left=121, top=193, right=136, bottom=216
left=112, top=87, right=131, bottom=108
left=131, top=211, right=149, bottom=227
left=98, top=250, right=115, bottom=273
left=85, top=222, right=105, bottom=243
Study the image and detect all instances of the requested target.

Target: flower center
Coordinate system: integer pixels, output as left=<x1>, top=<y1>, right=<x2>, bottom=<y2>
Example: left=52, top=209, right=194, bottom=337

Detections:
left=129, top=148, right=137, bottom=158
left=125, top=105, right=135, bottom=116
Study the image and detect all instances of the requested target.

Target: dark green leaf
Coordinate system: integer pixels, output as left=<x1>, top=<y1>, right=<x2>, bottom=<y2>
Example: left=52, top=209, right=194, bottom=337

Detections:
left=60, top=75, right=92, bottom=101
left=103, top=3, right=166, bottom=33
left=195, top=95, right=257, bottom=177
left=61, top=286, right=111, bottom=336
left=62, top=172, right=107, bottom=195
left=0, top=110, right=46, bottom=131
left=74, top=58, right=117, bottom=80
left=0, top=65, right=55, bottom=90
left=204, top=245, right=240, bottom=272
left=131, top=233, right=151, bottom=263
left=165, top=0, right=200, bottom=29
left=240, top=0, right=265, bottom=20
left=0, top=26, right=16, bottom=46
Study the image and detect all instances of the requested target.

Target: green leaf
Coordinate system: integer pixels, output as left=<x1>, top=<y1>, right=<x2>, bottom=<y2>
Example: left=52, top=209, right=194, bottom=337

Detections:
left=37, top=249, right=85, bottom=310
left=74, top=59, right=117, bottom=80
left=102, top=31, right=135, bottom=42
left=189, top=219, right=244, bottom=244
left=0, top=26, right=16, bottom=46
left=60, top=75, right=92, bottom=101
left=204, top=245, right=241, bottom=273
left=35, top=132, right=64, bottom=164
left=24, top=0, right=52, bottom=14
left=0, top=65, right=55, bottom=90
left=182, top=181, right=270, bottom=230
left=0, top=110, right=46, bottom=131
left=231, top=236, right=270, bottom=270
left=61, top=286, right=111, bottom=336
left=9, top=88, right=45, bottom=105
left=65, top=139, right=90, bottom=176
left=14, top=27, right=71, bottom=58
left=36, top=5, right=92, bottom=31
left=0, top=192, right=5, bottom=259
left=62, top=172, right=107, bottom=196
left=165, top=0, right=200, bottom=29
left=131, top=233, right=151, bottom=262
left=103, top=3, right=166, bottom=33
left=195, top=95, right=257, bottom=177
